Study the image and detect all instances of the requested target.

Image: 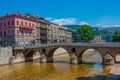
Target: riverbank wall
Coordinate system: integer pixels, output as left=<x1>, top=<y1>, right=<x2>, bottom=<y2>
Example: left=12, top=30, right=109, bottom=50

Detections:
left=0, top=47, right=68, bottom=65
left=0, top=47, right=13, bottom=65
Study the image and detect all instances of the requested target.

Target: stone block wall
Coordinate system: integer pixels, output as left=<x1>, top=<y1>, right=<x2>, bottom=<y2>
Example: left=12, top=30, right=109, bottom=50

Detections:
left=0, top=47, right=13, bottom=65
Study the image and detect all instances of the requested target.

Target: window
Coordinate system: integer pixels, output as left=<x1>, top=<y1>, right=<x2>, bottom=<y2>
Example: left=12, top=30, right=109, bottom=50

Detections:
left=12, top=20, right=14, bottom=25
left=29, top=23, right=31, bottom=26
left=0, top=23, right=2, bottom=27
left=8, top=30, right=10, bottom=35
left=4, top=31, right=6, bottom=36
left=0, top=32, right=2, bottom=37
left=21, top=31, right=23, bottom=35
left=17, top=21, right=19, bottom=25
left=25, top=22, right=27, bottom=25
left=21, top=21, right=23, bottom=25
left=33, top=32, right=34, bottom=36
left=17, top=30, right=19, bottom=35
left=4, top=22, right=6, bottom=27
left=12, top=30, right=14, bottom=35
left=8, top=21, right=10, bottom=26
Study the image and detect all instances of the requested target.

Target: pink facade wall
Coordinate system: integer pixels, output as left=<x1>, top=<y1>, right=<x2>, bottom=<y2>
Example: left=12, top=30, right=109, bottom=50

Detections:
left=14, top=17, right=36, bottom=37
left=0, top=16, right=15, bottom=36
left=0, top=16, right=36, bottom=37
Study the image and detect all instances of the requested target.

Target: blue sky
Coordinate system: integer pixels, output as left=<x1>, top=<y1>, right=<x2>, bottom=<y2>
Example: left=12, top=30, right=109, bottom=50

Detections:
left=0, top=0, right=120, bottom=27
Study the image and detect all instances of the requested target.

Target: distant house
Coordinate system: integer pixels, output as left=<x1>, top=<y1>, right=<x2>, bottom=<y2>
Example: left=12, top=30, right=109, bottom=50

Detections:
left=90, top=35, right=103, bottom=43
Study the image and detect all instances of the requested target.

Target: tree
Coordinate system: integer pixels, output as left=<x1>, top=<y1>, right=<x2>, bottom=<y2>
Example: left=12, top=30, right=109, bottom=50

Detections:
left=106, top=34, right=112, bottom=42
left=76, top=24, right=95, bottom=42
left=113, top=30, right=120, bottom=42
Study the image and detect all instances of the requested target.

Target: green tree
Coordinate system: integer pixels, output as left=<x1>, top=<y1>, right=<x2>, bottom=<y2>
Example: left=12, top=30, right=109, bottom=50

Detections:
left=76, top=24, right=95, bottom=42
left=113, top=30, right=120, bottom=42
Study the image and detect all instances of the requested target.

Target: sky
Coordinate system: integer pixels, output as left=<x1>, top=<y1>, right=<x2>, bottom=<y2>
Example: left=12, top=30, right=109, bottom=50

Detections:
left=0, top=0, right=120, bottom=27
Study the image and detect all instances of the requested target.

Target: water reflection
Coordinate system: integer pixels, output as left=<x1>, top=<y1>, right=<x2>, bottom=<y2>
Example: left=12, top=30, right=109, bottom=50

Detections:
left=0, top=54, right=111, bottom=80
left=88, top=63, right=103, bottom=74
left=82, top=49, right=102, bottom=64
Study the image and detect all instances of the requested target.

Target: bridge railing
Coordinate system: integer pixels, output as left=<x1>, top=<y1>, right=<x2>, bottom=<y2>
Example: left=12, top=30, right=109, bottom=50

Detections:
left=23, top=42, right=120, bottom=49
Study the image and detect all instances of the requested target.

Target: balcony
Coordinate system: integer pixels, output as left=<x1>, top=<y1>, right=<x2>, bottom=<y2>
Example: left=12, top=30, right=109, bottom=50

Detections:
left=19, top=25, right=34, bottom=30
left=40, top=25, right=47, bottom=29
left=40, top=37, right=47, bottom=40
left=40, top=30, right=47, bottom=35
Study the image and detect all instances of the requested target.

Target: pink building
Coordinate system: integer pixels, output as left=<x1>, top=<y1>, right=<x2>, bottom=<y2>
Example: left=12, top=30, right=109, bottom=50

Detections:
left=0, top=12, right=36, bottom=46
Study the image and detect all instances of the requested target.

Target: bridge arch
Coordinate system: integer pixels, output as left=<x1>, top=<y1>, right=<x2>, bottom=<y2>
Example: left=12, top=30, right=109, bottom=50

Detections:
left=44, top=47, right=71, bottom=63
left=47, top=47, right=72, bottom=57
left=103, top=52, right=115, bottom=64
left=25, top=49, right=40, bottom=62
left=79, top=48, right=103, bottom=64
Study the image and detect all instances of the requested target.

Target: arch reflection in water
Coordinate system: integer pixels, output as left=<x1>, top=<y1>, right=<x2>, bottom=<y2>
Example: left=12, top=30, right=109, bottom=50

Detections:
left=53, top=47, right=70, bottom=63
left=82, top=49, right=102, bottom=64
left=88, top=63, right=103, bottom=74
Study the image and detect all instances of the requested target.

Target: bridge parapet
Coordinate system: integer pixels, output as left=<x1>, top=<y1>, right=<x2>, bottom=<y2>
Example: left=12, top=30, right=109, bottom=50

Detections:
left=24, top=42, right=120, bottom=49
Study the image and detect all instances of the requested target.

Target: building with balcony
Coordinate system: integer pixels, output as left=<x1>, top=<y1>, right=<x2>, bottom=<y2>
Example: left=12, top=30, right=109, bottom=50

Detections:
left=0, top=12, right=36, bottom=46
left=39, top=19, right=50, bottom=44
left=59, top=26, right=72, bottom=42
left=50, top=23, right=60, bottom=43
left=28, top=14, right=50, bottom=44
left=0, top=12, right=72, bottom=46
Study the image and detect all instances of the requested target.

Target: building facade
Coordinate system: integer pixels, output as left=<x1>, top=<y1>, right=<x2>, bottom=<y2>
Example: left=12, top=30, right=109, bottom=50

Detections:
left=0, top=12, right=36, bottom=46
left=35, top=17, right=50, bottom=44
left=50, top=23, right=60, bottom=43
left=90, top=35, right=103, bottom=43
left=59, top=26, right=72, bottom=42
left=0, top=12, right=72, bottom=46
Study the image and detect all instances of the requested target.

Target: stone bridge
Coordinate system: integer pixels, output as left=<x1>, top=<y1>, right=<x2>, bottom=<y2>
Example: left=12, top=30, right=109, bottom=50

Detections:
left=13, top=42, right=120, bottom=65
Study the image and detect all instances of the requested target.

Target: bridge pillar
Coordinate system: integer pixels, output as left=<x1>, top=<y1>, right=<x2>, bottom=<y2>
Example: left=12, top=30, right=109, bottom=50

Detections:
left=40, top=54, right=53, bottom=63
left=102, top=59, right=114, bottom=65
left=70, top=54, right=81, bottom=64
left=9, top=56, right=15, bottom=64
left=70, top=58, right=80, bottom=64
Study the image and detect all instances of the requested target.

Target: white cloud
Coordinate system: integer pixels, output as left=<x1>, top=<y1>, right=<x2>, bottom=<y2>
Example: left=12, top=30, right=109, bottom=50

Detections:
left=45, top=17, right=54, bottom=20
left=104, top=25, right=109, bottom=27
left=102, top=24, right=120, bottom=27
left=114, top=25, right=120, bottom=27
left=95, top=24, right=101, bottom=26
left=51, top=18, right=77, bottom=25
left=79, top=21, right=89, bottom=25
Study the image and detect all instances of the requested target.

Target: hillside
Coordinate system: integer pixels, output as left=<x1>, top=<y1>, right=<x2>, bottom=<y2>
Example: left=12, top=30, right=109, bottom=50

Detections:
left=63, top=25, right=120, bottom=42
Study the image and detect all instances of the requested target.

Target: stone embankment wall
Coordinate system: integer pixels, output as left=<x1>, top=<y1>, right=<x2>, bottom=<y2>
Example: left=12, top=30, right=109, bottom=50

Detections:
left=0, top=47, right=73, bottom=65
left=0, top=47, right=13, bottom=65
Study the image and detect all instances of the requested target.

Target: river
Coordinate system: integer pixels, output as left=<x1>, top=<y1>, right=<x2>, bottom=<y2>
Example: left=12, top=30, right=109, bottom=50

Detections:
left=0, top=50, right=111, bottom=80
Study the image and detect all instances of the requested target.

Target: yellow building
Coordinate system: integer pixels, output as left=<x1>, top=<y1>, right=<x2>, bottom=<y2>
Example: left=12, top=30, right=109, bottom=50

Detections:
left=50, top=23, right=60, bottom=43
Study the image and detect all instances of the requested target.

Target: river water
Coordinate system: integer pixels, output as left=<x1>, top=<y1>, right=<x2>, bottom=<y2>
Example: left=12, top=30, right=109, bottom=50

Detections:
left=0, top=51, right=111, bottom=80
